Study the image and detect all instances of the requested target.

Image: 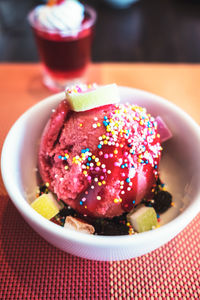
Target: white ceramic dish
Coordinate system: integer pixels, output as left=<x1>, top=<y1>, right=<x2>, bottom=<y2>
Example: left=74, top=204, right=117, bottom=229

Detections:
left=1, top=87, right=200, bottom=261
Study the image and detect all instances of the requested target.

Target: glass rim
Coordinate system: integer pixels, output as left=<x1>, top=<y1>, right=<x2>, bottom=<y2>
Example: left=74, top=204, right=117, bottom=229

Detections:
left=28, top=4, right=97, bottom=36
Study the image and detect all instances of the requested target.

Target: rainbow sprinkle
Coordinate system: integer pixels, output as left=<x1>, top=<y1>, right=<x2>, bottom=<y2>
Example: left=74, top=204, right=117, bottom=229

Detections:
left=56, top=103, right=162, bottom=210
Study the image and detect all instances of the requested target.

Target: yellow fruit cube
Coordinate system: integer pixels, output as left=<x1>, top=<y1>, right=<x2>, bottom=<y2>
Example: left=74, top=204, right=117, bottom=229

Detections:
left=31, top=192, right=63, bottom=220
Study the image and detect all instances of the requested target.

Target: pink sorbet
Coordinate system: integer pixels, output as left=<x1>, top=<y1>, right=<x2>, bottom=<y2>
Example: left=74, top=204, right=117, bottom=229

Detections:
left=38, top=100, right=162, bottom=218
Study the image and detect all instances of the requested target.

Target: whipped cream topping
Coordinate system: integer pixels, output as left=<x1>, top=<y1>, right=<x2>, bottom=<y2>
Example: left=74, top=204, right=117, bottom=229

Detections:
left=35, top=0, right=85, bottom=33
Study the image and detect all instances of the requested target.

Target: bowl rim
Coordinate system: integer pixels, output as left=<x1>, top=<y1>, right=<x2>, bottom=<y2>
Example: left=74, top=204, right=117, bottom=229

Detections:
left=1, top=86, right=200, bottom=248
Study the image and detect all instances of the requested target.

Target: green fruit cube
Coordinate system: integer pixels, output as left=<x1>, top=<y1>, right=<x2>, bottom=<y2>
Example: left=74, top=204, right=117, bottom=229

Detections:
left=127, top=205, right=158, bottom=233
left=65, top=83, right=120, bottom=112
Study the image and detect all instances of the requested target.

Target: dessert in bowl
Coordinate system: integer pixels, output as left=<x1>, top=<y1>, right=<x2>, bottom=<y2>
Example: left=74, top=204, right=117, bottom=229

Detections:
left=1, top=85, right=200, bottom=261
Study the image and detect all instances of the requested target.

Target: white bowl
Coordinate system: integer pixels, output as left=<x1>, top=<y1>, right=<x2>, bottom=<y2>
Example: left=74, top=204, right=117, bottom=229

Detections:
left=1, top=87, right=200, bottom=261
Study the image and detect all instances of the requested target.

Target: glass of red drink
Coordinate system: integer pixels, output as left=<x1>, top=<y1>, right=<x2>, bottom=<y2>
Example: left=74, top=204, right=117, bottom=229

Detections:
left=28, top=3, right=96, bottom=91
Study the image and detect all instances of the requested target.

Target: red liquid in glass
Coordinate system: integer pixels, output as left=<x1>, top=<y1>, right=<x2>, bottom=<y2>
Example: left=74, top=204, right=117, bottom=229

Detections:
left=33, top=18, right=93, bottom=79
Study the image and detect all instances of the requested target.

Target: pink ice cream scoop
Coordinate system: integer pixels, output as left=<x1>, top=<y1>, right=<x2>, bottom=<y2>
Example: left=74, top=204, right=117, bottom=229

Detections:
left=38, top=100, right=162, bottom=218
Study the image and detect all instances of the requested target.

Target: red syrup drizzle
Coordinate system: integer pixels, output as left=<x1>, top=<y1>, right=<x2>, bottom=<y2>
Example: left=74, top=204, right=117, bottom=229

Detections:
left=75, top=132, right=160, bottom=218
left=45, top=101, right=161, bottom=219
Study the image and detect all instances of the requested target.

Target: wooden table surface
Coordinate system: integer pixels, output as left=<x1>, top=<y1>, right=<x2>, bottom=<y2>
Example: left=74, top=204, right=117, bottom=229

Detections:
left=0, top=62, right=199, bottom=158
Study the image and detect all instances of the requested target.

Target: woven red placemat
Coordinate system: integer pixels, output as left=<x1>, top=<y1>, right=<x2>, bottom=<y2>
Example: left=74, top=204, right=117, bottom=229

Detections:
left=0, top=194, right=199, bottom=299
left=0, top=196, right=111, bottom=300
left=109, top=214, right=200, bottom=299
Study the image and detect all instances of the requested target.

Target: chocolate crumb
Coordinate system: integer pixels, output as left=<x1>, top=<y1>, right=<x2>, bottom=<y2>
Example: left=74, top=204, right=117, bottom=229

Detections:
left=47, top=177, right=173, bottom=235
left=153, top=190, right=172, bottom=213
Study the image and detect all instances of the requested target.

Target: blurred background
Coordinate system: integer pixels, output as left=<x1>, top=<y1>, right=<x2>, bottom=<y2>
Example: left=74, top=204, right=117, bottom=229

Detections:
left=0, top=0, right=200, bottom=63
